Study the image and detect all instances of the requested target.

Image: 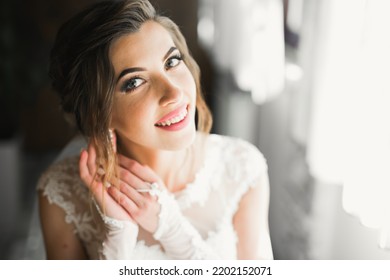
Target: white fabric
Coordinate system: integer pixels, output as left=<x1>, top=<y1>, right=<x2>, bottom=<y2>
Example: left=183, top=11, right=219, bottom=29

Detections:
left=152, top=189, right=219, bottom=259
left=37, top=134, right=267, bottom=259
left=297, top=0, right=390, bottom=248
left=211, top=0, right=285, bottom=103
left=99, top=220, right=139, bottom=260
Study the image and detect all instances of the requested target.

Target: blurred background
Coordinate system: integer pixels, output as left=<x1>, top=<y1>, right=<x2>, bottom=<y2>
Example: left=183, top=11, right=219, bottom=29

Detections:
left=0, top=0, right=389, bottom=259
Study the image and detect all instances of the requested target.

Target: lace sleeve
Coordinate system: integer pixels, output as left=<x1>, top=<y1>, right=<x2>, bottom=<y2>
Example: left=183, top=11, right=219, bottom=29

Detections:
left=223, top=138, right=269, bottom=219
left=229, top=139, right=268, bottom=189
left=153, top=190, right=221, bottom=259
left=37, top=157, right=90, bottom=229
left=36, top=156, right=105, bottom=249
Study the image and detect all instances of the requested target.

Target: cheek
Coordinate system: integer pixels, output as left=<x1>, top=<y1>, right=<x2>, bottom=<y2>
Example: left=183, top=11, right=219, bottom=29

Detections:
left=111, top=98, right=134, bottom=129
left=189, top=76, right=197, bottom=96
left=181, top=69, right=197, bottom=99
left=111, top=97, right=151, bottom=130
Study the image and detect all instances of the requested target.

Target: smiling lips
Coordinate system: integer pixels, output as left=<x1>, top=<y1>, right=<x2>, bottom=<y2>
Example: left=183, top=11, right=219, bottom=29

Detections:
left=155, top=104, right=189, bottom=130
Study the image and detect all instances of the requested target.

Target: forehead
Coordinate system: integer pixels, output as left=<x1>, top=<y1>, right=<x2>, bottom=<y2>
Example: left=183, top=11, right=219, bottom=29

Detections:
left=109, top=21, right=176, bottom=70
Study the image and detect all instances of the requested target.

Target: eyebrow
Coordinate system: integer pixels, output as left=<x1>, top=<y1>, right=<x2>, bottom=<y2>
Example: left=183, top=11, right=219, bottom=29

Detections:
left=116, top=46, right=178, bottom=83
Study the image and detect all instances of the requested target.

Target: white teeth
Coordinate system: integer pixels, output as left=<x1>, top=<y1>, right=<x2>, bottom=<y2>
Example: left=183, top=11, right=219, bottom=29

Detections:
left=157, top=108, right=188, bottom=127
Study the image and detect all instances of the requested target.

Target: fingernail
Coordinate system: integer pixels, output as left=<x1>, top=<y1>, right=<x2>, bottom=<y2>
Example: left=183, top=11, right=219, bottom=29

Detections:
left=104, top=181, right=111, bottom=189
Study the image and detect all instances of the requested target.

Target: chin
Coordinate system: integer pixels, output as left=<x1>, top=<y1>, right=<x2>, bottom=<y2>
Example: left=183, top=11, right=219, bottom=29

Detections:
left=161, top=126, right=196, bottom=151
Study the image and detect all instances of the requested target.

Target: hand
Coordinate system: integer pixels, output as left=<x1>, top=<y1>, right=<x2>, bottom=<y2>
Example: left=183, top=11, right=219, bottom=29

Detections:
left=79, top=131, right=165, bottom=233
left=107, top=154, right=165, bottom=233
left=79, top=142, right=134, bottom=223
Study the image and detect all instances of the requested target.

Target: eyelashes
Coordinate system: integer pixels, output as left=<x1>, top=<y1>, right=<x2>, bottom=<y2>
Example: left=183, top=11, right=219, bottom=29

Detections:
left=120, top=76, right=145, bottom=93
left=119, top=53, right=184, bottom=94
left=164, top=54, right=183, bottom=69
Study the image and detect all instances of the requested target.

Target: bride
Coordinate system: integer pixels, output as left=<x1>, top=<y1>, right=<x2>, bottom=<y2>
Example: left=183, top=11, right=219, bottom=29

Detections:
left=38, top=0, right=273, bottom=260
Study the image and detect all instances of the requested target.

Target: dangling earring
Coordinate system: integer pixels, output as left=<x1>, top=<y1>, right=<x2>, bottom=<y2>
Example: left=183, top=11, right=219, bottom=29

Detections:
left=108, top=129, right=116, bottom=152
left=108, top=129, right=114, bottom=141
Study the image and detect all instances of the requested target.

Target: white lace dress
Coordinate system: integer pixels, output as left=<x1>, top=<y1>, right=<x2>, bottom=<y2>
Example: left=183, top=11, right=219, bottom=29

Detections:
left=37, top=134, right=267, bottom=259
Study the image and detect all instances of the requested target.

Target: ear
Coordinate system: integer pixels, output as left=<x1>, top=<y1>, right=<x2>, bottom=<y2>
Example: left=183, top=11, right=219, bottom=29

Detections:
left=108, top=128, right=117, bottom=153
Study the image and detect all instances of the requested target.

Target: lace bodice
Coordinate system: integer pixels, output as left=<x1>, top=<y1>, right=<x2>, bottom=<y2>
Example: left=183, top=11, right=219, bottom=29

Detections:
left=37, top=134, right=267, bottom=259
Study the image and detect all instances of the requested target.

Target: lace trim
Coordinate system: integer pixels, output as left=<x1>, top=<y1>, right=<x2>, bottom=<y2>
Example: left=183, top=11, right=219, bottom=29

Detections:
left=224, top=138, right=267, bottom=228
left=153, top=189, right=179, bottom=240
left=175, top=134, right=225, bottom=209
left=37, top=134, right=266, bottom=259
left=152, top=183, right=222, bottom=259
left=151, top=223, right=237, bottom=259
left=37, top=156, right=103, bottom=242
left=174, top=135, right=267, bottom=254
left=175, top=135, right=267, bottom=210
left=92, top=198, right=124, bottom=230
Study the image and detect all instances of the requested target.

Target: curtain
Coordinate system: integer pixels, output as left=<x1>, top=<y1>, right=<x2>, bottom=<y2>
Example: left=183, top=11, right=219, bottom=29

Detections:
left=302, top=0, right=390, bottom=248
left=199, top=0, right=285, bottom=104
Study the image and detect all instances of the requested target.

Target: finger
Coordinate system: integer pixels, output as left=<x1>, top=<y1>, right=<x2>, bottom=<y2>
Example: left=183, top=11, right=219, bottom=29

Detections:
left=116, top=178, right=148, bottom=208
left=87, top=143, right=97, bottom=177
left=117, top=154, right=159, bottom=183
left=80, top=148, right=128, bottom=220
left=118, top=166, right=157, bottom=200
left=79, top=149, right=102, bottom=194
left=118, top=166, right=157, bottom=202
left=107, top=185, right=139, bottom=215
left=79, top=149, right=93, bottom=186
left=118, top=166, right=149, bottom=191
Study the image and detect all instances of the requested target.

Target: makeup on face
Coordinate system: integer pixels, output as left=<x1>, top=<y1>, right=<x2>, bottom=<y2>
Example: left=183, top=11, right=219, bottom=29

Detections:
left=155, top=104, right=191, bottom=131
left=109, top=21, right=197, bottom=152
left=116, top=47, right=183, bottom=95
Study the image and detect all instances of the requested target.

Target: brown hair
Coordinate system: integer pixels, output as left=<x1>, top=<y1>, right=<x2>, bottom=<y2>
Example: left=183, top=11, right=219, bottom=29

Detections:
left=49, top=0, right=212, bottom=183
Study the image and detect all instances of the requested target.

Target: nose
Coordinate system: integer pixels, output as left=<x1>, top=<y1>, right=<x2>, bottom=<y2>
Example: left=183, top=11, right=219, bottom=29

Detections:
left=157, top=74, right=183, bottom=107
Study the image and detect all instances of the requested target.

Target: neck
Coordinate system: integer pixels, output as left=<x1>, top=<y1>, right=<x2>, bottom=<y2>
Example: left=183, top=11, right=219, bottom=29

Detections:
left=117, top=140, right=192, bottom=192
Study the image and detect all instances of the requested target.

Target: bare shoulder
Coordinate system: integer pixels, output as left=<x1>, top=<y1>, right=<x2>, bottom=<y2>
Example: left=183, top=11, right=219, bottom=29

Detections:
left=38, top=190, right=87, bottom=259
left=233, top=176, right=273, bottom=259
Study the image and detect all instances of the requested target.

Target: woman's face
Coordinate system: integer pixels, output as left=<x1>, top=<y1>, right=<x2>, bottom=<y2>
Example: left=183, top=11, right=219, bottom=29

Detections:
left=109, top=21, right=197, bottom=152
